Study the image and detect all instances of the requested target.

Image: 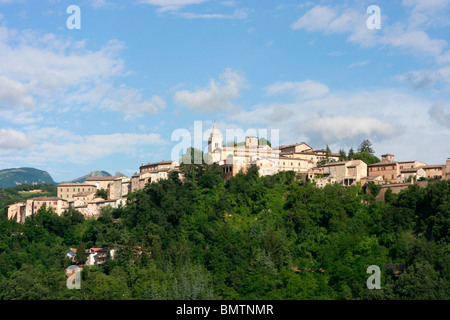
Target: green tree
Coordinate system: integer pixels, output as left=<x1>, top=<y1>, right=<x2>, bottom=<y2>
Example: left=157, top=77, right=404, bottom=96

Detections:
left=348, top=148, right=355, bottom=160
left=338, top=149, right=347, bottom=161
left=95, top=188, right=107, bottom=200
left=179, top=147, right=212, bottom=165
left=75, top=241, right=87, bottom=265
left=353, top=151, right=380, bottom=166
left=259, top=137, right=271, bottom=147
left=357, top=139, right=375, bottom=154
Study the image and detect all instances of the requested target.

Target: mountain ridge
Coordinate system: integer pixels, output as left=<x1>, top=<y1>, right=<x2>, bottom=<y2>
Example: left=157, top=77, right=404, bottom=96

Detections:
left=0, top=167, right=56, bottom=189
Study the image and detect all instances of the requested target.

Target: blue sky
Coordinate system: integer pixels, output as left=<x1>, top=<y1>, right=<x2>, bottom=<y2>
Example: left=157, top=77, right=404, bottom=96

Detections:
left=0, top=0, right=449, bottom=182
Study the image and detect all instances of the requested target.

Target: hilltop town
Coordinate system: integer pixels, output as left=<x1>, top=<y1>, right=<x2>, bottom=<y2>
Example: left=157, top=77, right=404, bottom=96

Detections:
left=7, top=122, right=450, bottom=223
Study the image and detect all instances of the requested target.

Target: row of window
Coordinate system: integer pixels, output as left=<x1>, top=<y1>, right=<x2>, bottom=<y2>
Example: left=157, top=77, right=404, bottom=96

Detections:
left=369, top=166, right=396, bottom=171
left=141, top=166, right=171, bottom=173
left=59, top=187, right=92, bottom=193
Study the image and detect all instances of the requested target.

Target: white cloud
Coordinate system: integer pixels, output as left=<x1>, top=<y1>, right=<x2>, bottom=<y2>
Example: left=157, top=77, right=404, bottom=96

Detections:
left=348, top=60, right=370, bottom=68
left=380, top=24, right=447, bottom=57
left=429, top=101, right=450, bottom=128
left=0, top=76, right=34, bottom=109
left=291, top=4, right=449, bottom=59
left=139, top=0, right=209, bottom=12
left=0, top=127, right=168, bottom=165
left=302, top=116, right=401, bottom=142
left=0, top=128, right=32, bottom=152
left=174, top=8, right=247, bottom=19
left=174, top=69, right=245, bottom=113
left=397, top=65, right=450, bottom=90
left=265, top=80, right=330, bottom=99
left=291, top=5, right=336, bottom=32
left=0, top=26, right=164, bottom=121
left=402, top=0, right=450, bottom=28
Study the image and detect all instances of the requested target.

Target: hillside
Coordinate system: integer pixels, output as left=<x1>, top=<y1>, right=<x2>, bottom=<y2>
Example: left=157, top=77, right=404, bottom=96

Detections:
left=0, top=183, right=57, bottom=212
left=0, top=165, right=448, bottom=300
left=0, top=168, right=56, bottom=189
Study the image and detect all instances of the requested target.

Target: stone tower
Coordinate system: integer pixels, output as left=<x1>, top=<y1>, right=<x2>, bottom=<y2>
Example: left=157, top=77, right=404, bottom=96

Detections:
left=208, top=122, right=223, bottom=153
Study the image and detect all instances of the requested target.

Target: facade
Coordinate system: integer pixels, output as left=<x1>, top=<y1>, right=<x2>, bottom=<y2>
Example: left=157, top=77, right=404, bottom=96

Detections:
left=131, top=160, right=179, bottom=191
left=308, top=159, right=367, bottom=187
left=85, top=176, right=130, bottom=200
left=422, top=165, right=445, bottom=179
left=65, top=247, right=116, bottom=266
left=368, top=154, right=400, bottom=183
left=207, top=123, right=281, bottom=177
left=446, top=158, right=450, bottom=180
left=8, top=197, right=69, bottom=223
left=278, top=143, right=340, bottom=166
left=57, top=183, right=96, bottom=201
left=278, top=156, right=314, bottom=174
left=7, top=202, right=27, bottom=223
left=398, top=160, right=427, bottom=171
left=400, top=167, right=426, bottom=181
left=85, top=247, right=116, bottom=266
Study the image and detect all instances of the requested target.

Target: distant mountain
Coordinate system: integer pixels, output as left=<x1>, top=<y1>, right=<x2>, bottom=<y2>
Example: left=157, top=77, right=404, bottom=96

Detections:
left=0, top=167, right=56, bottom=189
left=114, top=172, right=128, bottom=178
left=64, top=171, right=112, bottom=184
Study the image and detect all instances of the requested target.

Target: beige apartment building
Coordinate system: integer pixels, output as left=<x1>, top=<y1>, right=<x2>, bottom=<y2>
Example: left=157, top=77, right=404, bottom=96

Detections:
left=207, top=124, right=281, bottom=178
left=278, top=142, right=340, bottom=165
left=8, top=197, right=70, bottom=223
left=57, top=183, right=97, bottom=201
left=368, top=154, right=401, bottom=183
left=422, top=165, right=446, bottom=179
left=308, top=159, right=367, bottom=187
left=131, top=160, right=179, bottom=191
left=278, top=156, right=314, bottom=174
left=442, top=158, right=450, bottom=180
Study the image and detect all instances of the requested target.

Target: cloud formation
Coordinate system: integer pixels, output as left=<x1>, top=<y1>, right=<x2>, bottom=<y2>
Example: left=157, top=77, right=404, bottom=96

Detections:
left=0, top=26, right=163, bottom=120
left=174, top=69, right=245, bottom=113
left=265, top=80, right=330, bottom=100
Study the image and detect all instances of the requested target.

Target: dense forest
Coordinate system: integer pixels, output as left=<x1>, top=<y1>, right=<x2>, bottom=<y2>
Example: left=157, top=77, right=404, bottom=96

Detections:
left=0, top=164, right=448, bottom=300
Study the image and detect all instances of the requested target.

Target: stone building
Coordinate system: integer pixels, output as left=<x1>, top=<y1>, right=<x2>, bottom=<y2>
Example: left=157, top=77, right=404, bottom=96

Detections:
left=308, top=159, right=367, bottom=187
left=57, top=183, right=97, bottom=201
left=422, top=165, right=446, bottom=179
left=131, top=160, right=179, bottom=191
left=207, top=123, right=280, bottom=177
left=278, top=142, right=340, bottom=165
left=446, top=158, right=450, bottom=180
left=368, top=154, right=400, bottom=183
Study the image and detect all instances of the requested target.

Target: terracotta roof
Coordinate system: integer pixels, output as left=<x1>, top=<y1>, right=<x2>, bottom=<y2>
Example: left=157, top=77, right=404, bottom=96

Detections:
left=58, top=183, right=97, bottom=187
left=422, top=165, right=445, bottom=169
left=141, top=160, right=175, bottom=167
left=368, top=161, right=397, bottom=166
left=32, top=197, right=66, bottom=202
left=74, top=191, right=95, bottom=197
left=85, top=177, right=119, bottom=181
